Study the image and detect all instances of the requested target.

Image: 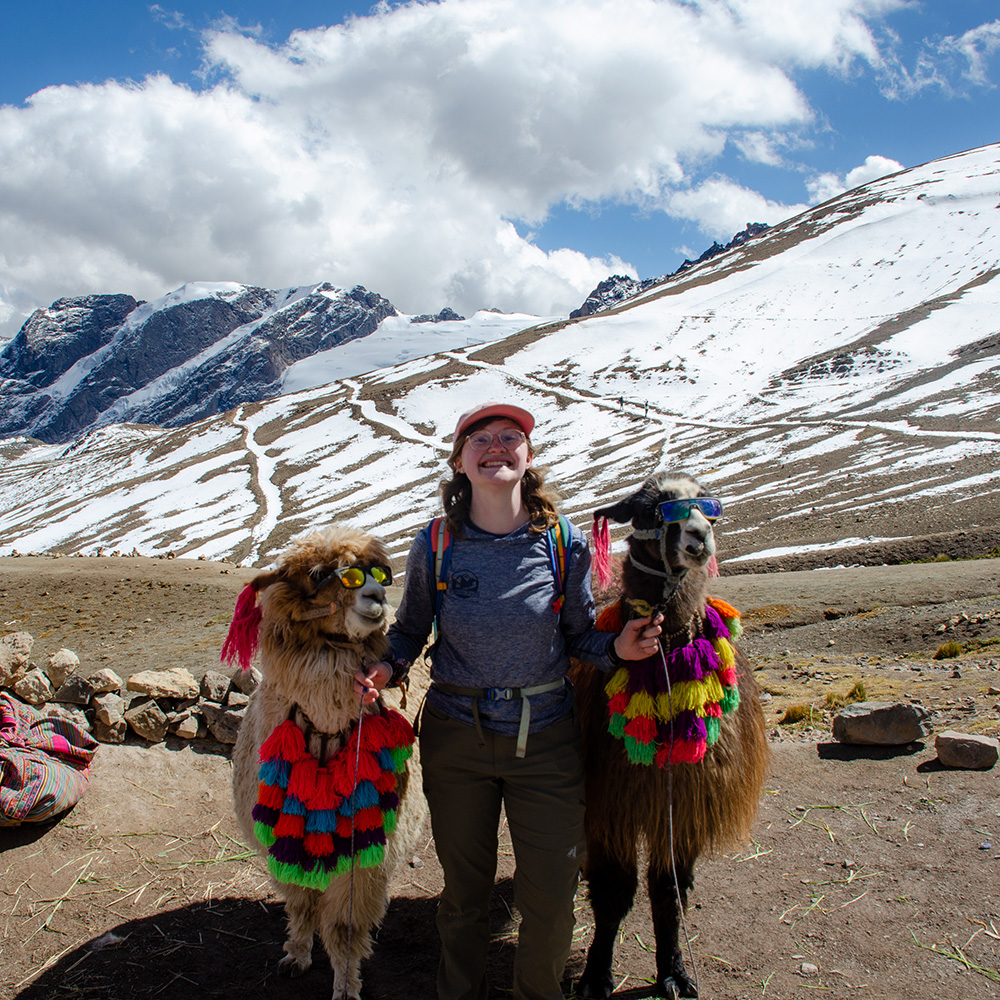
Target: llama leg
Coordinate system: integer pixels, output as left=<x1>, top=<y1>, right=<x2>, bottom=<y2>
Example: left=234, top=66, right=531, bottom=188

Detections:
left=320, top=919, right=373, bottom=1000
left=278, top=884, right=319, bottom=977
left=576, top=844, right=638, bottom=1000
left=647, top=862, right=697, bottom=999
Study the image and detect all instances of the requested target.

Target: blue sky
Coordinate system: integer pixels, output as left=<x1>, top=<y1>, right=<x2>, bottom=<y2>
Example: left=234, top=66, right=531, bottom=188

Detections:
left=0, top=1, right=998, bottom=335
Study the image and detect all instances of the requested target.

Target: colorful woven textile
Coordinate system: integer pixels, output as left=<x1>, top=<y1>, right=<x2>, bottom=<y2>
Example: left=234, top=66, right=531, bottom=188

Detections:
left=596, top=598, right=743, bottom=766
left=0, top=693, right=99, bottom=826
left=252, top=706, right=415, bottom=890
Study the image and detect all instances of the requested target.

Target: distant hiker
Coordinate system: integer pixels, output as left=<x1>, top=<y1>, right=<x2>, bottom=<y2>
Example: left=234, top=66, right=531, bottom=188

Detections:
left=619, top=395, right=624, bottom=410
left=355, top=401, right=662, bottom=1000
left=644, top=399, right=649, bottom=419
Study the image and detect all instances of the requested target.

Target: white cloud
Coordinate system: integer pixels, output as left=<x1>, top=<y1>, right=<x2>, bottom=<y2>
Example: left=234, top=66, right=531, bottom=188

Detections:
left=664, top=177, right=810, bottom=239
left=806, top=154, right=904, bottom=203
left=0, top=0, right=918, bottom=335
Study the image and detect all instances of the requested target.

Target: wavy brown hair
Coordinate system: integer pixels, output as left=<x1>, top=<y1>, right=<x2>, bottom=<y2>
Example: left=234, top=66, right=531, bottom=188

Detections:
left=441, top=416, right=562, bottom=535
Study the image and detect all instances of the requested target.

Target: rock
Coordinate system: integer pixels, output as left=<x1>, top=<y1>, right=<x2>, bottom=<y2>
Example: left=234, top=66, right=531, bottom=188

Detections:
left=798, top=963, right=820, bottom=977
left=171, top=715, right=201, bottom=739
left=93, top=717, right=127, bottom=744
left=41, top=703, right=92, bottom=731
left=45, top=648, right=80, bottom=687
left=127, top=667, right=198, bottom=700
left=88, top=668, right=123, bottom=695
left=14, top=667, right=54, bottom=705
left=935, top=730, right=999, bottom=770
left=201, top=702, right=246, bottom=744
left=230, top=665, right=261, bottom=696
left=92, top=692, right=127, bottom=725
left=200, top=670, right=231, bottom=703
left=227, top=691, right=250, bottom=709
left=832, top=701, right=932, bottom=745
left=54, top=674, right=99, bottom=705
left=0, top=631, right=34, bottom=686
left=124, top=698, right=169, bottom=743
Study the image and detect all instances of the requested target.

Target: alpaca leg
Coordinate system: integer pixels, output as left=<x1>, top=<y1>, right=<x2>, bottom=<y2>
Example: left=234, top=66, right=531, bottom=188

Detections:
left=576, top=846, right=638, bottom=1000
left=278, top=884, right=319, bottom=977
left=647, top=863, right=697, bottom=999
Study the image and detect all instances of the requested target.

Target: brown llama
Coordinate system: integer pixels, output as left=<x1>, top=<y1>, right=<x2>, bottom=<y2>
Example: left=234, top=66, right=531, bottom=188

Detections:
left=571, top=472, right=768, bottom=1000
left=226, top=526, right=426, bottom=1000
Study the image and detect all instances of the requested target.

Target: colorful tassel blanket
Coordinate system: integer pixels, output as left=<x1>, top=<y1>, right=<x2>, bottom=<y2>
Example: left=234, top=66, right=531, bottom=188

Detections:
left=252, top=706, right=415, bottom=890
left=597, top=598, right=743, bottom=767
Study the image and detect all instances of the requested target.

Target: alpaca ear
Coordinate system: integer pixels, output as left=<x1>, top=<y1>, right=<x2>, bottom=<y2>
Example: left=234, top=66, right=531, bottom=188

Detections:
left=221, top=569, right=283, bottom=671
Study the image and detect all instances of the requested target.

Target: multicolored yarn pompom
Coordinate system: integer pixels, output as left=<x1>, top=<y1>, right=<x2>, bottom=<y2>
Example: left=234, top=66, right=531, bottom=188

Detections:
left=598, top=598, right=743, bottom=767
left=251, top=706, right=415, bottom=890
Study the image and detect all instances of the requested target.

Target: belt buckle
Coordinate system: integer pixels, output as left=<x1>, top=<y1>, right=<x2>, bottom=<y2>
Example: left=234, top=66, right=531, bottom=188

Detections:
left=485, top=687, right=513, bottom=701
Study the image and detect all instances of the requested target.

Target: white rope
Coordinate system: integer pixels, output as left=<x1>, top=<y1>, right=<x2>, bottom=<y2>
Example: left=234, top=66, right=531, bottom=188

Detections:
left=339, top=683, right=367, bottom=1000
left=657, top=638, right=700, bottom=999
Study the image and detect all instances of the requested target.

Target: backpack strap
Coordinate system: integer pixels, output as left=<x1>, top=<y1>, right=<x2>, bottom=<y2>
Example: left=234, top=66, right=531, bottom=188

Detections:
left=426, top=517, right=453, bottom=642
left=546, top=514, right=572, bottom=613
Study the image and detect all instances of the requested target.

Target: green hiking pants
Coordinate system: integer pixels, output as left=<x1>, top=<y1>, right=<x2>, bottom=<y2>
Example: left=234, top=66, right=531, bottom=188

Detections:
left=421, top=704, right=587, bottom=1000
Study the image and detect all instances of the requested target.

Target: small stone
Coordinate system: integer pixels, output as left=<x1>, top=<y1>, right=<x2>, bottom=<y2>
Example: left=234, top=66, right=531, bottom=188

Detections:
left=127, top=668, right=198, bottom=700
left=171, top=715, right=201, bottom=739
left=93, top=718, right=127, bottom=744
left=0, top=631, right=34, bottom=686
left=45, top=648, right=80, bottom=687
left=230, top=665, right=262, bottom=696
left=124, top=698, right=169, bottom=742
left=41, top=702, right=92, bottom=731
left=935, top=730, right=999, bottom=770
left=200, top=670, right=231, bottom=703
left=227, top=691, right=249, bottom=709
left=91, top=692, right=127, bottom=725
left=87, top=668, right=123, bottom=695
left=409, top=856, right=424, bottom=868
left=832, top=702, right=932, bottom=745
left=798, top=963, right=820, bottom=977
left=14, top=667, right=54, bottom=705
left=759, top=692, right=773, bottom=704
left=201, top=702, right=245, bottom=744
left=54, top=674, right=99, bottom=705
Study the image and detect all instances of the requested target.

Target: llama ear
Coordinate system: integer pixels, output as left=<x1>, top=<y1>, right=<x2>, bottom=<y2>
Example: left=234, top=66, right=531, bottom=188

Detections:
left=221, top=583, right=263, bottom=671
left=593, top=499, right=635, bottom=525
left=707, top=555, right=719, bottom=578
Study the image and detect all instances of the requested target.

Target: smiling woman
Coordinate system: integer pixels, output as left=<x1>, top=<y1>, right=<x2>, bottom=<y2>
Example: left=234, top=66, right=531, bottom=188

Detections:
left=353, top=400, right=666, bottom=1000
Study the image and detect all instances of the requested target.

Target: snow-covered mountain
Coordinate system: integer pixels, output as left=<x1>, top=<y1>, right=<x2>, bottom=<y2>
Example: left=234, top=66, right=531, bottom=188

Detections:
left=0, top=282, right=551, bottom=444
left=1, top=143, right=998, bottom=570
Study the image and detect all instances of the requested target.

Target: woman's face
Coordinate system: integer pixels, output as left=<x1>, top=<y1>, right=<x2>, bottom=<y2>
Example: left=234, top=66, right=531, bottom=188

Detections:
left=455, top=418, right=533, bottom=492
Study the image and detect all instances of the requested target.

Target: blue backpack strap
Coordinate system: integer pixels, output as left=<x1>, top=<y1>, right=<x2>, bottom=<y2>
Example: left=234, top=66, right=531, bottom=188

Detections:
left=546, top=514, right=572, bottom=613
left=426, top=517, right=453, bottom=642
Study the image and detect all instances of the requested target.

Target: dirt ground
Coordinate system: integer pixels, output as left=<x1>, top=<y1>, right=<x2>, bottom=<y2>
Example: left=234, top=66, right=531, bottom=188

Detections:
left=1, top=553, right=999, bottom=1000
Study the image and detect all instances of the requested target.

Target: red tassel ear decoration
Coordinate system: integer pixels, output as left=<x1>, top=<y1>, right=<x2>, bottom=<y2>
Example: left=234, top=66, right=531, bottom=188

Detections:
left=591, top=515, right=613, bottom=591
left=221, top=584, right=263, bottom=670
left=707, top=555, right=719, bottom=578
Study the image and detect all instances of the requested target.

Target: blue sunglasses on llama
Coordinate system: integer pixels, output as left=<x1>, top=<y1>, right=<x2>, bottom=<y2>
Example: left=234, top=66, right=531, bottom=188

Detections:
left=658, top=496, right=723, bottom=523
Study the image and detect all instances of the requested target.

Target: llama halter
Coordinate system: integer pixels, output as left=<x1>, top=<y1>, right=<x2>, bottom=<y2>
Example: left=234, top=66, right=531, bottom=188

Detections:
left=597, top=598, right=742, bottom=766
left=252, top=705, right=415, bottom=890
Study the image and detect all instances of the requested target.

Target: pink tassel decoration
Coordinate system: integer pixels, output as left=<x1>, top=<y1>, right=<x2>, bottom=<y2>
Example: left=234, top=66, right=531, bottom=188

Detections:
left=591, top=515, right=613, bottom=591
left=221, top=583, right=263, bottom=670
left=707, top=554, right=719, bottom=578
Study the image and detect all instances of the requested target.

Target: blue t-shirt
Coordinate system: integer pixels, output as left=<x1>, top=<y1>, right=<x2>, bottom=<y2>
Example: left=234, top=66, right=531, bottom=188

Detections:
left=388, top=518, right=615, bottom=736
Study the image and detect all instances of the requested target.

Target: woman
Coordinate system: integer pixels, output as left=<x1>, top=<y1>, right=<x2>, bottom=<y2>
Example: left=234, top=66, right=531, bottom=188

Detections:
left=356, top=401, right=662, bottom=1000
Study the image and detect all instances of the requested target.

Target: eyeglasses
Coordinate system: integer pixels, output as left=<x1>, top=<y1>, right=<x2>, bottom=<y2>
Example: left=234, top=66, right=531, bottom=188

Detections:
left=658, top=497, right=723, bottom=523
left=313, top=565, right=393, bottom=591
left=465, top=429, right=526, bottom=451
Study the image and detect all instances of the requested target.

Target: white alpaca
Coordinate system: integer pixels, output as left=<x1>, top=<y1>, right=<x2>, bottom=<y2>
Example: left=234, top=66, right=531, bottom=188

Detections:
left=228, top=526, right=425, bottom=1000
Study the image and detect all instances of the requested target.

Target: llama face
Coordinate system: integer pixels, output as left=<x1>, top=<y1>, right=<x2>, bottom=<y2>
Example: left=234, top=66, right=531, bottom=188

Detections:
left=653, top=474, right=717, bottom=570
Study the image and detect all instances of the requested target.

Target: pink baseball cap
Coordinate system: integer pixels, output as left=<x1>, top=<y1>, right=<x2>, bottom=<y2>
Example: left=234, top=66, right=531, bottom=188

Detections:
left=454, top=401, right=535, bottom=438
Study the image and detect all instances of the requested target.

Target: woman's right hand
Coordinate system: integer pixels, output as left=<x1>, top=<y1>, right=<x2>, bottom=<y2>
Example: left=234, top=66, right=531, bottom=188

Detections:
left=354, top=661, right=393, bottom=705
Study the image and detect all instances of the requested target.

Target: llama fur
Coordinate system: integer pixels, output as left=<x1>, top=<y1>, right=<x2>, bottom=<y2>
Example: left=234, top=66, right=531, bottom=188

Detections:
left=571, top=472, right=769, bottom=1000
left=230, top=525, right=426, bottom=1000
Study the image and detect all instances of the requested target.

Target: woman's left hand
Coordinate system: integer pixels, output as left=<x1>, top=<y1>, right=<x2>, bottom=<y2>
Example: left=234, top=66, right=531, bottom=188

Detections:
left=614, top=614, right=663, bottom=661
